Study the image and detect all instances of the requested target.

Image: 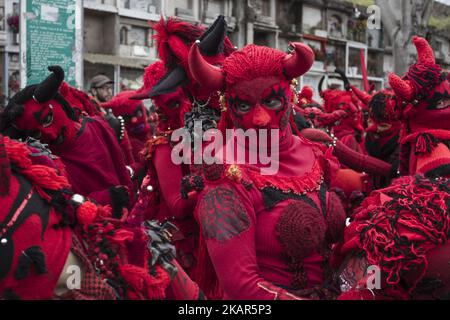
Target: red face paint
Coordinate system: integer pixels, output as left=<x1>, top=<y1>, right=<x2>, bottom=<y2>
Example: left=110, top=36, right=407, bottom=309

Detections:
left=153, top=87, right=191, bottom=130
left=126, top=103, right=149, bottom=136
left=407, top=79, right=450, bottom=132
left=226, top=77, right=293, bottom=133
left=14, top=99, right=77, bottom=146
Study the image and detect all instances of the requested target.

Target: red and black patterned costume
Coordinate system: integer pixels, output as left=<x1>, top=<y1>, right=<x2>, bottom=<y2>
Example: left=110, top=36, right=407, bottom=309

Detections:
left=0, top=67, right=133, bottom=215
left=0, top=135, right=174, bottom=300
left=334, top=175, right=450, bottom=300
left=388, top=36, right=450, bottom=178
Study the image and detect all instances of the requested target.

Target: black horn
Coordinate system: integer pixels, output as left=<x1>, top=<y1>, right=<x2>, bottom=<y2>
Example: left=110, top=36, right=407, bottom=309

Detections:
left=33, top=66, right=65, bottom=103
left=198, top=15, right=227, bottom=56
left=318, top=75, right=326, bottom=96
left=334, top=68, right=351, bottom=91
left=148, top=66, right=189, bottom=98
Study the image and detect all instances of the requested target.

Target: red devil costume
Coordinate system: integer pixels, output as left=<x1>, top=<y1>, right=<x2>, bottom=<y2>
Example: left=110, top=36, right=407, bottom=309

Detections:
left=318, top=72, right=366, bottom=154
left=388, top=36, right=450, bottom=178
left=0, top=66, right=133, bottom=216
left=351, top=85, right=401, bottom=189
left=334, top=175, right=450, bottom=300
left=128, top=16, right=236, bottom=281
left=296, top=85, right=348, bottom=129
left=101, top=90, right=150, bottom=163
left=188, top=41, right=349, bottom=300
left=0, top=135, right=179, bottom=300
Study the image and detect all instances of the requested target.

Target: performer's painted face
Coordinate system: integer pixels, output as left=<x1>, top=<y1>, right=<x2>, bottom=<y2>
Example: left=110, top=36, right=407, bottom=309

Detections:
left=13, top=99, right=77, bottom=146
left=153, top=87, right=191, bottom=128
left=226, top=77, right=292, bottom=133
left=406, top=78, right=450, bottom=131
left=123, top=103, right=149, bottom=135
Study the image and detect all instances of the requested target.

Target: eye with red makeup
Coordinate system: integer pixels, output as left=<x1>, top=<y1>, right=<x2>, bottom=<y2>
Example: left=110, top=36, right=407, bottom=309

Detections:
left=226, top=78, right=292, bottom=130
left=14, top=99, right=78, bottom=146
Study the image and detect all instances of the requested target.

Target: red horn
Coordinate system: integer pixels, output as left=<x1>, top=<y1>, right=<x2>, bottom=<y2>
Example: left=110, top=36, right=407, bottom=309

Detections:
left=188, top=40, right=225, bottom=91
left=282, top=42, right=315, bottom=79
left=388, top=73, right=414, bottom=101
left=412, top=36, right=435, bottom=65
left=351, top=85, right=372, bottom=105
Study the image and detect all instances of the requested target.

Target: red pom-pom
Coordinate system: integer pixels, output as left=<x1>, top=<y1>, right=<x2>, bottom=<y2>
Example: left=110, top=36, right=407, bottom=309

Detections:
left=76, top=201, right=98, bottom=225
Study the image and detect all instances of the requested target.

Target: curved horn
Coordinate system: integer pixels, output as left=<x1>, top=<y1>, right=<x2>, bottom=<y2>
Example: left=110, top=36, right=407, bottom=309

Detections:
left=388, top=73, right=414, bottom=101
left=188, top=40, right=225, bottom=91
left=130, top=66, right=188, bottom=100
left=412, top=36, right=435, bottom=65
left=198, top=15, right=227, bottom=56
left=34, top=66, right=65, bottom=103
left=351, top=85, right=372, bottom=105
left=282, top=42, right=315, bottom=79
left=318, top=75, right=326, bottom=97
left=335, top=68, right=351, bottom=91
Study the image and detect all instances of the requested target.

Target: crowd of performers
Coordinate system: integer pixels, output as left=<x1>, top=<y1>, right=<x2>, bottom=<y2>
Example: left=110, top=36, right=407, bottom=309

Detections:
left=0, top=15, right=449, bottom=300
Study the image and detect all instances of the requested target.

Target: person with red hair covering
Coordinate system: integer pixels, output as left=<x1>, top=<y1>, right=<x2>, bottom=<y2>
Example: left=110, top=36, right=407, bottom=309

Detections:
left=296, top=85, right=349, bottom=129
left=0, top=134, right=204, bottom=300
left=59, top=81, right=136, bottom=170
left=100, top=90, right=151, bottom=163
left=351, top=85, right=401, bottom=188
left=126, top=16, right=237, bottom=283
left=318, top=71, right=366, bottom=155
left=187, top=40, right=348, bottom=300
left=0, top=66, right=133, bottom=219
left=387, top=36, right=450, bottom=178
left=126, top=60, right=199, bottom=278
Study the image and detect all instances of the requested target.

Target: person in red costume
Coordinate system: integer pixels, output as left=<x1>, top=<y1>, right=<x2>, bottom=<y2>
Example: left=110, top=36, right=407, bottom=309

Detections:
left=188, top=41, right=348, bottom=300
left=0, top=66, right=133, bottom=218
left=296, top=85, right=348, bottom=129
left=59, top=81, right=136, bottom=168
left=127, top=16, right=236, bottom=282
left=351, top=85, right=401, bottom=188
left=127, top=60, right=198, bottom=276
left=318, top=71, right=366, bottom=154
left=388, top=36, right=450, bottom=178
left=100, top=90, right=151, bottom=163
left=0, top=134, right=202, bottom=300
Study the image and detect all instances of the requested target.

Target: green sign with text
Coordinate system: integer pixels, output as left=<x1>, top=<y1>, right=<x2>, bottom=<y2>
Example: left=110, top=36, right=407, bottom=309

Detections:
left=23, top=0, right=80, bottom=86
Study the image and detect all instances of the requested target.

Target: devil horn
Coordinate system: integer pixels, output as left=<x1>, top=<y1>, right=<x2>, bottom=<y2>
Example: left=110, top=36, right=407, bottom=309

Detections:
left=198, top=15, right=227, bottom=56
left=318, top=75, right=326, bottom=97
left=33, top=66, right=65, bottom=103
left=388, top=73, right=414, bottom=101
left=412, top=36, right=435, bottom=65
left=335, top=68, right=351, bottom=91
left=351, top=85, right=372, bottom=105
left=282, top=42, right=315, bottom=79
left=148, top=66, right=188, bottom=98
left=188, top=40, right=225, bottom=91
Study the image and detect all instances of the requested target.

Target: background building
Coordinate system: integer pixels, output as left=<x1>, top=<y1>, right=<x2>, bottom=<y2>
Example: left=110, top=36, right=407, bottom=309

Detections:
left=1, top=0, right=450, bottom=104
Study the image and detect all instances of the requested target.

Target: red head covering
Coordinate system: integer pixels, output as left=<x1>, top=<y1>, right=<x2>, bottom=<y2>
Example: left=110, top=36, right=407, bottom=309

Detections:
left=388, top=36, right=450, bottom=176
left=188, top=42, right=314, bottom=135
left=132, top=61, right=191, bottom=132
left=388, top=36, right=450, bottom=131
left=151, top=16, right=235, bottom=108
left=59, top=82, right=99, bottom=116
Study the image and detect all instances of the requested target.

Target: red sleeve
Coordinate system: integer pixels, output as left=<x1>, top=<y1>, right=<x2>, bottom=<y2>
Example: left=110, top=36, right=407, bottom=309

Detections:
left=197, top=182, right=302, bottom=300
left=153, top=144, right=197, bottom=220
